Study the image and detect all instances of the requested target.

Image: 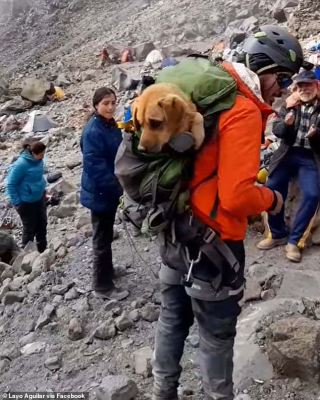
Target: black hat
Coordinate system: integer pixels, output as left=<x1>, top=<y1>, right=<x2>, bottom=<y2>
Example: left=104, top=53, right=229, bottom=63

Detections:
left=295, top=70, right=318, bottom=84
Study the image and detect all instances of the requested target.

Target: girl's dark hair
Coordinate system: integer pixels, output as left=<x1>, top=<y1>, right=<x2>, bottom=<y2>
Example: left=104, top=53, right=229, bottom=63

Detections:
left=93, top=87, right=116, bottom=109
left=23, top=141, right=46, bottom=155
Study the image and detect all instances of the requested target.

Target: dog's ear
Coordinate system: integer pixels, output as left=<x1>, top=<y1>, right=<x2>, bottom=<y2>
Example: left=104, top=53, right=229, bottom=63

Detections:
left=132, top=99, right=141, bottom=131
left=157, top=95, right=186, bottom=121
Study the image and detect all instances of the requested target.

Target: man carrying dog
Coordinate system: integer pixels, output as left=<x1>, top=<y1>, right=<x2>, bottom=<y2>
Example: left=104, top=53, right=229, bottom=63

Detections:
left=152, top=27, right=303, bottom=400
left=257, top=70, right=320, bottom=262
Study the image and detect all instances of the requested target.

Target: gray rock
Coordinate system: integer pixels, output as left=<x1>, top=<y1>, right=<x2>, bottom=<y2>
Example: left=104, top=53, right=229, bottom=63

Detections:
left=133, top=42, right=156, bottom=61
left=0, top=262, right=10, bottom=275
left=115, top=312, right=134, bottom=332
left=65, top=287, right=80, bottom=301
left=114, top=265, right=126, bottom=278
left=234, top=299, right=299, bottom=390
left=20, top=342, right=46, bottom=355
left=57, top=246, right=67, bottom=258
left=0, top=359, right=9, bottom=373
left=142, top=304, right=160, bottom=322
left=66, top=158, right=82, bottom=170
left=80, top=70, right=98, bottom=82
left=129, top=310, right=140, bottom=322
left=240, top=16, right=258, bottom=32
left=50, top=238, right=63, bottom=252
left=244, top=279, right=261, bottom=302
left=44, top=356, right=62, bottom=371
left=27, top=278, right=45, bottom=295
left=122, top=339, right=134, bottom=349
left=234, top=395, right=252, bottom=400
left=0, top=285, right=9, bottom=302
left=36, top=314, right=52, bottom=330
left=68, top=318, right=83, bottom=341
left=1, top=268, right=14, bottom=282
left=9, top=277, right=25, bottom=291
left=62, top=192, right=79, bottom=206
left=94, top=320, right=116, bottom=340
left=44, top=304, right=55, bottom=317
left=76, top=211, right=91, bottom=229
left=152, top=292, right=162, bottom=305
left=2, top=291, right=26, bottom=305
left=24, top=242, right=38, bottom=253
left=55, top=74, right=71, bottom=87
left=19, top=332, right=36, bottom=347
left=97, top=375, right=139, bottom=400
left=49, top=179, right=77, bottom=196
left=47, top=171, right=63, bottom=184
left=72, top=297, right=90, bottom=312
left=266, top=317, right=320, bottom=382
left=133, top=346, right=153, bottom=377
left=187, top=334, right=200, bottom=348
left=111, top=67, right=133, bottom=91
left=52, top=283, right=73, bottom=295
left=12, top=253, right=25, bottom=274
left=104, top=299, right=119, bottom=312
left=261, top=289, right=275, bottom=301
left=131, top=299, right=144, bottom=309
left=50, top=205, right=77, bottom=219
left=273, top=8, right=287, bottom=22
left=21, top=251, right=40, bottom=274
left=224, top=27, right=246, bottom=44
left=31, top=249, right=56, bottom=273
left=161, top=44, right=185, bottom=58
left=278, top=270, right=320, bottom=300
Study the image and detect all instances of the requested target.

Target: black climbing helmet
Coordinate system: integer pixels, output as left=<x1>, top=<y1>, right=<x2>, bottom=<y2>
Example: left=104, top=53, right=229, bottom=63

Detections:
left=243, top=25, right=303, bottom=74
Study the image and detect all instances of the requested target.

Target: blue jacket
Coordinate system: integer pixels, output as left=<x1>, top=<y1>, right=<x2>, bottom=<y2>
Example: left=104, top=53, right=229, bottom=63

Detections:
left=6, top=149, right=46, bottom=205
left=80, top=113, right=123, bottom=213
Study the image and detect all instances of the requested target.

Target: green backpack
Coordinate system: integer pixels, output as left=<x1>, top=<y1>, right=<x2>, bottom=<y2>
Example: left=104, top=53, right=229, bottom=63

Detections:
left=115, top=55, right=237, bottom=235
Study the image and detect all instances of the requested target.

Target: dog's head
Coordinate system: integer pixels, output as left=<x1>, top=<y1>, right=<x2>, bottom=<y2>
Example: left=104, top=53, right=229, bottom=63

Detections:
left=132, top=85, right=190, bottom=153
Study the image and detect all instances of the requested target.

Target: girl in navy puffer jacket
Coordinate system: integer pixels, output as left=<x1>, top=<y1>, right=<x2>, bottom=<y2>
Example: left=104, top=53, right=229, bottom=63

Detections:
left=80, top=87, right=128, bottom=301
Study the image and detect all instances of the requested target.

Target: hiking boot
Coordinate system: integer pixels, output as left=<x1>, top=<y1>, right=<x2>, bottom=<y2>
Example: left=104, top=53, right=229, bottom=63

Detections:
left=257, top=237, right=287, bottom=250
left=94, top=286, right=129, bottom=301
left=286, top=243, right=301, bottom=263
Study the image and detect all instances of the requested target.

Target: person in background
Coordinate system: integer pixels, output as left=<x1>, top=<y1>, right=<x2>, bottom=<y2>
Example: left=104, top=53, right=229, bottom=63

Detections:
left=258, top=70, right=320, bottom=262
left=80, top=87, right=128, bottom=301
left=6, top=141, right=47, bottom=253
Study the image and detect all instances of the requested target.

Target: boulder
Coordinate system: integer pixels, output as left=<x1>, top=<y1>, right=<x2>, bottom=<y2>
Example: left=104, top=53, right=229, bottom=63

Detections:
left=20, top=342, right=46, bottom=356
left=111, top=67, right=133, bottom=91
left=266, top=317, right=320, bottom=382
left=19, top=332, right=36, bottom=347
left=97, top=375, right=139, bottom=400
left=62, top=192, right=79, bottom=206
left=49, top=179, right=77, bottom=196
left=76, top=211, right=91, bottom=229
left=44, top=356, right=62, bottom=371
left=20, top=251, right=40, bottom=274
left=244, top=279, right=262, bottom=302
left=2, top=291, right=26, bottom=306
left=133, top=347, right=153, bottom=377
left=133, top=42, right=156, bottom=61
left=55, top=74, right=71, bottom=87
left=142, top=304, right=160, bottom=322
left=277, top=270, right=320, bottom=300
left=66, top=157, right=82, bottom=170
left=68, top=318, right=83, bottom=341
left=240, top=16, right=258, bottom=32
left=224, top=27, right=246, bottom=44
left=0, top=262, right=10, bottom=275
left=273, top=8, right=287, bottom=22
left=115, top=312, right=134, bottom=332
left=50, top=205, right=77, bottom=218
left=27, top=277, right=45, bottom=295
left=21, top=78, right=50, bottom=103
left=94, top=320, right=117, bottom=340
left=47, top=171, right=62, bottom=184
left=80, top=70, right=97, bottom=82
left=161, top=44, right=185, bottom=58
left=68, top=0, right=86, bottom=12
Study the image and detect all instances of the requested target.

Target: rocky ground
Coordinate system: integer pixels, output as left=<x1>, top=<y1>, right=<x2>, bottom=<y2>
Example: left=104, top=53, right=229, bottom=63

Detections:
left=1, top=0, right=320, bottom=399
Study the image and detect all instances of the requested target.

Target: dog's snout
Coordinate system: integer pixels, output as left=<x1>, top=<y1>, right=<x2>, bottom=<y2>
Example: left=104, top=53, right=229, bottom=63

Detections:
left=138, top=145, right=146, bottom=152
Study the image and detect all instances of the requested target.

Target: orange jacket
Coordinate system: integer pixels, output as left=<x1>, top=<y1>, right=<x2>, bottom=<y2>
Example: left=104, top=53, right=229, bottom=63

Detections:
left=189, top=62, right=274, bottom=241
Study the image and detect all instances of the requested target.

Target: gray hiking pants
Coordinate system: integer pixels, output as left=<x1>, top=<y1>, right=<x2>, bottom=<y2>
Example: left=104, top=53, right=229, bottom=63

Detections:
left=152, top=283, right=240, bottom=400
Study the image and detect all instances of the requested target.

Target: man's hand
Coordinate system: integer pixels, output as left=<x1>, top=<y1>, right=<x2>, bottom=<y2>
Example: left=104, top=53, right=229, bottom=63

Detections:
left=306, top=124, right=317, bottom=138
left=284, top=111, right=295, bottom=126
left=268, top=191, right=283, bottom=216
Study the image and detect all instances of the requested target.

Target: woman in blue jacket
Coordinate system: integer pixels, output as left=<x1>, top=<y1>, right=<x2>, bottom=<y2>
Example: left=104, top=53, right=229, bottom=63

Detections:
left=6, top=141, right=47, bottom=253
left=80, top=87, right=128, bottom=301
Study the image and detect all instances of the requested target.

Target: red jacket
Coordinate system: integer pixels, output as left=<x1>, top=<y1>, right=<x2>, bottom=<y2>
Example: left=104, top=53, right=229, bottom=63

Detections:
left=189, top=62, right=275, bottom=241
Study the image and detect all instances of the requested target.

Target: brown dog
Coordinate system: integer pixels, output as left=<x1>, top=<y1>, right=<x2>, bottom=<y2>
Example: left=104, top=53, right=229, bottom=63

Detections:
left=132, top=83, right=205, bottom=153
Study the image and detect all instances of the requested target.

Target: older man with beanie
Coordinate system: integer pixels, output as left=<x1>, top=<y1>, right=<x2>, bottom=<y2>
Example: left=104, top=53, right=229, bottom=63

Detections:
left=258, top=70, right=320, bottom=262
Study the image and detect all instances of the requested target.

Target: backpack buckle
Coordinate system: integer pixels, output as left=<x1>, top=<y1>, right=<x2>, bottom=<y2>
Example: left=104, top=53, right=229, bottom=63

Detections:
left=203, top=228, right=216, bottom=243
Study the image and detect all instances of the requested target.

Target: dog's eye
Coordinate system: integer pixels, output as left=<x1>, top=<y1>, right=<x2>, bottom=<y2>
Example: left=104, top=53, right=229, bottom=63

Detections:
left=149, top=119, right=162, bottom=129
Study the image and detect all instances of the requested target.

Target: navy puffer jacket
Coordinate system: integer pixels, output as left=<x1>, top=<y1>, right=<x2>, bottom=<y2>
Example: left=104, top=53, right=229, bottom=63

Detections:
left=80, top=113, right=123, bottom=213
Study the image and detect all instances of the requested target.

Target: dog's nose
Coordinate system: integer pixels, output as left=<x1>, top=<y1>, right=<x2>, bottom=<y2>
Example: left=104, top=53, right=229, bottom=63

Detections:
left=138, top=145, right=147, bottom=152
